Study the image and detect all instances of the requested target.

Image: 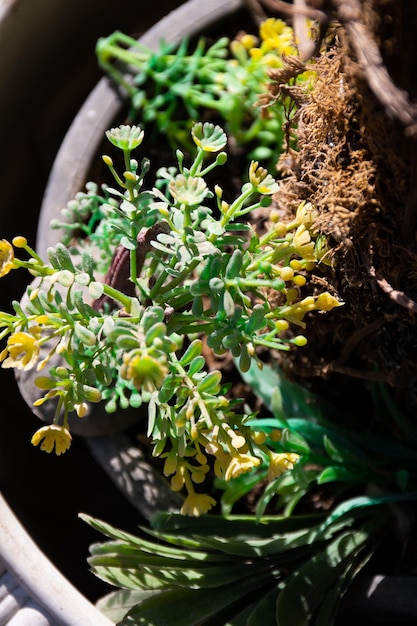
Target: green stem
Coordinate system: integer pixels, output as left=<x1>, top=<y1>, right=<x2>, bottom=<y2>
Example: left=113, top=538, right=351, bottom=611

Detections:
left=102, top=284, right=133, bottom=311
left=150, top=259, right=200, bottom=298
left=130, top=246, right=137, bottom=286
left=217, top=185, right=256, bottom=233
left=189, top=147, right=205, bottom=176
left=13, top=259, right=52, bottom=276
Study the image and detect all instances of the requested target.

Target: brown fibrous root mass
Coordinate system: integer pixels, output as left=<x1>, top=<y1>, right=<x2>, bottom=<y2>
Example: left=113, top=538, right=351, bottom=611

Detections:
left=262, top=0, right=417, bottom=415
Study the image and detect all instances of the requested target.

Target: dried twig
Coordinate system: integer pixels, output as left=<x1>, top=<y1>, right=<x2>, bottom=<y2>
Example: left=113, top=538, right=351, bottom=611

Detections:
left=331, top=0, right=417, bottom=135
left=367, top=257, right=417, bottom=314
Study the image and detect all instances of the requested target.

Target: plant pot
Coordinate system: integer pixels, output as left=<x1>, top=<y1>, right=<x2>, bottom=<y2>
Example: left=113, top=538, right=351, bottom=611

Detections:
left=0, top=493, right=113, bottom=626
left=3, top=0, right=416, bottom=624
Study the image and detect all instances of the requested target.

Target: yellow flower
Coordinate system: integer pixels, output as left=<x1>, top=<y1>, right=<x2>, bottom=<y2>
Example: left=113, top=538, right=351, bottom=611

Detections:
left=0, top=239, right=15, bottom=278
left=224, top=427, right=246, bottom=450
left=205, top=441, right=232, bottom=480
left=249, top=161, right=279, bottom=195
left=294, top=201, right=318, bottom=229
left=267, top=452, right=300, bottom=481
left=31, top=424, right=72, bottom=455
left=315, top=292, right=343, bottom=312
left=181, top=492, right=217, bottom=517
left=75, top=402, right=88, bottom=418
left=1, top=331, right=40, bottom=370
left=259, top=18, right=296, bottom=56
left=189, top=463, right=210, bottom=484
left=213, top=452, right=232, bottom=480
left=249, top=47, right=264, bottom=61
left=240, top=34, right=258, bottom=50
left=293, top=224, right=317, bottom=262
left=163, top=450, right=179, bottom=477
left=171, top=469, right=185, bottom=492
left=224, top=452, right=261, bottom=481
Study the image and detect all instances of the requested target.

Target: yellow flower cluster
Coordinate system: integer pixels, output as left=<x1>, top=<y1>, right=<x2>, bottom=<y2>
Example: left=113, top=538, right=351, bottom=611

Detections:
left=242, top=18, right=298, bottom=67
left=279, top=291, right=342, bottom=328
left=162, top=421, right=300, bottom=517
left=261, top=201, right=342, bottom=332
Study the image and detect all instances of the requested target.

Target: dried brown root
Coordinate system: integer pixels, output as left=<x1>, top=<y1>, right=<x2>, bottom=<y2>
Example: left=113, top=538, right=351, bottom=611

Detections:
left=259, top=1, right=417, bottom=419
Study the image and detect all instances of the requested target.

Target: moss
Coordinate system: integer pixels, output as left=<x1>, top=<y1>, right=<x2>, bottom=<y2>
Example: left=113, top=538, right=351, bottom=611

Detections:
left=264, top=1, right=417, bottom=423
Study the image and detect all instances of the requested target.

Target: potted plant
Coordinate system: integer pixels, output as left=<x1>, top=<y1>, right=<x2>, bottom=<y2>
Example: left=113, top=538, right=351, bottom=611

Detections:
left=1, top=0, right=417, bottom=624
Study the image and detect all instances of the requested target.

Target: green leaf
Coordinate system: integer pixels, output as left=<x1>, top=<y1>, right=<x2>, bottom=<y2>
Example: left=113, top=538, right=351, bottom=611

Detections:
left=81, top=250, right=95, bottom=276
left=225, top=249, right=243, bottom=279
left=82, top=515, right=233, bottom=564
left=142, top=560, right=269, bottom=590
left=179, top=339, right=203, bottom=366
left=87, top=560, right=165, bottom=591
left=224, top=599, right=264, bottom=626
left=239, top=360, right=323, bottom=421
left=314, top=541, right=375, bottom=626
left=246, top=585, right=280, bottom=626
left=54, top=242, right=76, bottom=272
left=196, top=370, right=222, bottom=394
left=119, top=571, right=276, bottom=626
left=89, top=553, right=263, bottom=591
left=223, top=290, right=235, bottom=317
left=255, top=470, right=311, bottom=521
left=281, top=428, right=310, bottom=456
left=151, top=512, right=324, bottom=537
left=323, top=435, right=344, bottom=462
left=245, top=304, right=267, bottom=334
left=74, top=322, right=96, bottom=347
left=276, top=527, right=371, bottom=626
left=316, top=491, right=417, bottom=537
left=96, top=589, right=158, bottom=623
left=317, top=465, right=366, bottom=485
left=186, top=527, right=320, bottom=559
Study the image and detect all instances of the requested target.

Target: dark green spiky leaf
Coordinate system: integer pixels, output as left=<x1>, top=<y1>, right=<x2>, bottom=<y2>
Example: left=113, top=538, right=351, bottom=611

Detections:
left=276, top=527, right=371, bottom=626
left=246, top=585, right=281, bottom=626
left=314, top=541, right=376, bottom=626
left=119, top=571, right=276, bottom=626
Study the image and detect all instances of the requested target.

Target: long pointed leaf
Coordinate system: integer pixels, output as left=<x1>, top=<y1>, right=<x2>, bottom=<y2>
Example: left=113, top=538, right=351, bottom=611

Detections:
left=276, top=523, right=377, bottom=626
left=120, top=570, right=278, bottom=626
left=150, top=511, right=324, bottom=536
